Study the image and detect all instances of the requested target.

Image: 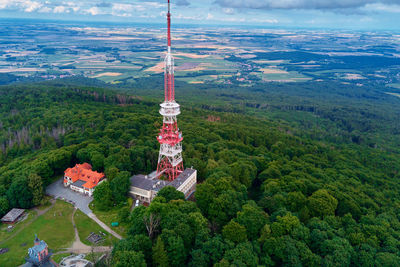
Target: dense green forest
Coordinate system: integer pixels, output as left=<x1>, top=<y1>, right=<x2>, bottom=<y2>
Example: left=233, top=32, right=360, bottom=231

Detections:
left=1, top=77, right=400, bottom=266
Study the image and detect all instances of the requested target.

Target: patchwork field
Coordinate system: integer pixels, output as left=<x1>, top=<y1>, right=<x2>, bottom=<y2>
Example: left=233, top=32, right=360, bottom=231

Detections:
left=0, top=21, right=399, bottom=86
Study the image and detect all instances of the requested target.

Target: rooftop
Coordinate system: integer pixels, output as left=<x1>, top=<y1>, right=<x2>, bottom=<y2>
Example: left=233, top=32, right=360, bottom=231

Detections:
left=130, top=174, right=157, bottom=191
left=64, top=163, right=105, bottom=189
left=131, top=168, right=196, bottom=192
left=30, top=240, right=47, bottom=255
left=1, top=208, right=25, bottom=223
left=169, top=168, right=196, bottom=189
left=71, top=180, right=86, bottom=189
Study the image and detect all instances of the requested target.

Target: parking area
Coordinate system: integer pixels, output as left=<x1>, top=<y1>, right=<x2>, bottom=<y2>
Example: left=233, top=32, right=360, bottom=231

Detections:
left=46, top=178, right=93, bottom=215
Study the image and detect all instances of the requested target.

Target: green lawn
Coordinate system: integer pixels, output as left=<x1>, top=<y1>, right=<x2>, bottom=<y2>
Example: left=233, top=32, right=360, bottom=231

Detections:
left=51, top=252, right=73, bottom=264
left=74, top=209, right=118, bottom=246
left=0, top=210, right=37, bottom=243
left=0, top=201, right=75, bottom=267
left=89, top=199, right=132, bottom=238
left=85, top=251, right=106, bottom=263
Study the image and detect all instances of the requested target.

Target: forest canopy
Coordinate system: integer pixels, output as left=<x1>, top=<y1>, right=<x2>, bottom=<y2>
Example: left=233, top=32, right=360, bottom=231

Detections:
left=1, top=77, right=400, bottom=266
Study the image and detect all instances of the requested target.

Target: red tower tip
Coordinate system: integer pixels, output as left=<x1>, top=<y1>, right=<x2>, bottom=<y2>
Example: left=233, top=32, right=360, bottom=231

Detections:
left=167, top=0, right=171, bottom=48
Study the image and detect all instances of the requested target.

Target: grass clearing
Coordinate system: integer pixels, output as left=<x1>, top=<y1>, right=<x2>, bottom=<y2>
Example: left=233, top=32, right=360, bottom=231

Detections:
left=52, top=252, right=73, bottom=264
left=89, top=199, right=132, bottom=238
left=0, top=200, right=75, bottom=267
left=251, top=70, right=311, bottom=82
left=0, top=210, right=37, bottom=242
left=177, top=75, right=222, bottom=83
left=85, top=252, right=106, bottom=263
left=74, top=209, right=118, bottom=246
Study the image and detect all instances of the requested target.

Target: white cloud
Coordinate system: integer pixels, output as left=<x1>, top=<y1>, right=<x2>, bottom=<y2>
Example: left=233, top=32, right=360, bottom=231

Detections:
left=363, top=3, right=400, bottom=13
left=38, top=6, right=51, bottom=13
left=214, top=0, right=400, bottom=11
left=65, top=1, right=80, bottom=12
left=175, top=13, right=203, bottom=20
left=53, top=5, right=66, bottom=13
left=0, top=0, right=43, bottom=12
left=222, top=8, right=235, bottom=15
left=215, top=17, right=246, bottom=22
left=111, top=3, right=134, bottom=17
left=112, top=3, right=134, bottom=12
left=85, top=6, right=101, bottom=16
left=24, top=1, right=42, bottom=12
left=250, top=18, right=278, bottom=24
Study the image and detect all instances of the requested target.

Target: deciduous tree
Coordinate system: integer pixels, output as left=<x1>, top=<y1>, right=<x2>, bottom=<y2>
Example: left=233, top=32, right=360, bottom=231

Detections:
left=27, top=173, right=43, bottom=206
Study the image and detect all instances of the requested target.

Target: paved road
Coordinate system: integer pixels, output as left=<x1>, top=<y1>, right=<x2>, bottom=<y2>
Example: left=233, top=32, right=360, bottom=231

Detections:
left=46, top=178, right=122, bottom=240
left=46, top=178, right=93, bottom=215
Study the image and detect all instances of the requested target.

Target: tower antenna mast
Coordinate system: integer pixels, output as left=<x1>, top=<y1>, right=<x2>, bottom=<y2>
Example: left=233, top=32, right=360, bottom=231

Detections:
left=156, top=0, right=184, bottom=181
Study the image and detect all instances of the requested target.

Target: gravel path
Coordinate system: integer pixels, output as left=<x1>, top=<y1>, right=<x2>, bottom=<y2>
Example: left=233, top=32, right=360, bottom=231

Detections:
left=56, top=208, right=112, bottom=255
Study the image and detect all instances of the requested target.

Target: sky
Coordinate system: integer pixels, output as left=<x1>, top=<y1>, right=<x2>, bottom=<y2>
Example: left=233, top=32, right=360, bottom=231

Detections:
left=0, top=0, right=399, bottom=30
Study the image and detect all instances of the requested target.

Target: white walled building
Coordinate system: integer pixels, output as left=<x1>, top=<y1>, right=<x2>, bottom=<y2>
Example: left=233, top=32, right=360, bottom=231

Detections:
left=130, top=168, right=197, bottom=204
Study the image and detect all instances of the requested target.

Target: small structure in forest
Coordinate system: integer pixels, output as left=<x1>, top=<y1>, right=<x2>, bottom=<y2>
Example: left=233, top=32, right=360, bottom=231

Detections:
left=23, top=234, right=55, bottom=267
left=64, top=163, right=105, bottom=196
left=1, top=208, right=25, bottom=224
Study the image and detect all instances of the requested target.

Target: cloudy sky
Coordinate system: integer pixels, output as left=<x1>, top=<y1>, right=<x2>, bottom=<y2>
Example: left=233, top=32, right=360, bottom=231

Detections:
left=0, top=0, right=399, bottom=30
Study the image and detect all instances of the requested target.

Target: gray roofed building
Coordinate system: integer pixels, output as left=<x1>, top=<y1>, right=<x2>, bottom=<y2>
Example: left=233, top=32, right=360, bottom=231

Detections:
left=1, top=208, right=25, bottom=224
left=169, top=168, right=196, bottom=189
left=130, top=175, right=158, bottom=191
left=130, top=168, right=197, bottom=204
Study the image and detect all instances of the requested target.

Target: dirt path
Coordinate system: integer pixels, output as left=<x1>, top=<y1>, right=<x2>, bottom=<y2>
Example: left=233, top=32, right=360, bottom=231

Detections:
left=69, top=208, right=90, bottom=252
left=88, top=213, right=122, bottom=240
left=0, top=199, right=56, bottom=246
left=56, top=208, right=112, bottom=254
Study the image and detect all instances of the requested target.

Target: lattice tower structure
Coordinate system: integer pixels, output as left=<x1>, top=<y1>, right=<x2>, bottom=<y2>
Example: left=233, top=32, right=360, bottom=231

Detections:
left=156, top=0, right=184, bottom=181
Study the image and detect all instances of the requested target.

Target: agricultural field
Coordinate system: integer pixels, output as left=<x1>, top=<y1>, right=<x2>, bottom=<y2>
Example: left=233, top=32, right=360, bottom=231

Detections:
left=0, top=20, right=399, bottom=87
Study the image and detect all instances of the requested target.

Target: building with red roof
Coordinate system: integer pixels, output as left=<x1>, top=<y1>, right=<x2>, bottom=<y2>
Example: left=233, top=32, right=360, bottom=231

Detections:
left=63, top=163, right=105, bottom=196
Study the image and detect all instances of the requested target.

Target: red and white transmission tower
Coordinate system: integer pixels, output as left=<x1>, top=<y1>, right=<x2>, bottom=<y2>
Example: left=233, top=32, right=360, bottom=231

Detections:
left=156, top=0, right=184, bottom=181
